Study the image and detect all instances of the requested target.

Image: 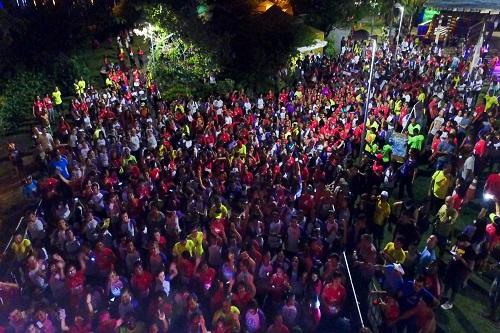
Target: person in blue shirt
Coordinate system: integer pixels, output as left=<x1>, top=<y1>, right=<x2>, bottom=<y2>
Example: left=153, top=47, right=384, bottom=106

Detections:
left=394, top=275, right=439, bottom=332
left=377, top=263, right=405, bottom=295
left=416, top=235, right=438, bottom=274
left=22, top=175, right=38, bottom=199
left=50, top=150, right=70, bottom=180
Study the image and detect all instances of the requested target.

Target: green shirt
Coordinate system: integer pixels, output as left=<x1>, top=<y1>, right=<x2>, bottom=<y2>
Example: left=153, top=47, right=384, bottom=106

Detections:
left=408, top=123, right=421, bottom=136
left=408, top=134, right=425, bottom=151
left=382, top=144, right=392, bottom=162
left=485, top=94, right=499, bottom=111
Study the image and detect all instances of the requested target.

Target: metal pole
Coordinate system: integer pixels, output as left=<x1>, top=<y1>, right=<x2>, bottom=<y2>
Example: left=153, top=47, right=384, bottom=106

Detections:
left=388, top=0, right=395, bottom=40
left=343, top=251, right=365, bottom=328
left=360, top=39, right=377, bottom=155
left=395, top=6, right=404, bottom=55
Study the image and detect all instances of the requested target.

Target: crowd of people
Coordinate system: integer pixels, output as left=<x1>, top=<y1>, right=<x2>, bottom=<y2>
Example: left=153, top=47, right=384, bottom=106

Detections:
left=1, top=28, right=500, bottom=333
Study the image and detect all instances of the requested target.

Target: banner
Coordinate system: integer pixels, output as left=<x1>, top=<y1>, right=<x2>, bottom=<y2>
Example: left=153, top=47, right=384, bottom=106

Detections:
left=390, top=132, right=408, bottom=162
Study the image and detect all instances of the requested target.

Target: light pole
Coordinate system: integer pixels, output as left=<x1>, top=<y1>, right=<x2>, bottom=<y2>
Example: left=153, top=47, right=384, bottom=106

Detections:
left=147, top=23, right=155, bottom=67
left=394, top=3, right=404, bottom=56
left=360, top=39, right=377, bottom=155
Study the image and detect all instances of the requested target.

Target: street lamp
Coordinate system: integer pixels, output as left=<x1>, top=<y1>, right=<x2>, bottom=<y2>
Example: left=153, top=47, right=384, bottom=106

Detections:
left=394, top=3, right=404, bottom=56
left=147, top=23, right=155, bottom=67
left=360, top=38, right=377, bottom=155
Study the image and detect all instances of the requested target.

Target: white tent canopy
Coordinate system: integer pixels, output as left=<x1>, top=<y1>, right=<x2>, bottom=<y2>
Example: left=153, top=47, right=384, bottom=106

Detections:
left=297, top=39, right=328, bottom=53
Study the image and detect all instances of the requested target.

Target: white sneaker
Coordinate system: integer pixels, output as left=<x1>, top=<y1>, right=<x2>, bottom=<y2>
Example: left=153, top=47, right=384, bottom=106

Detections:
left=441, top=302, right=453, bottom=310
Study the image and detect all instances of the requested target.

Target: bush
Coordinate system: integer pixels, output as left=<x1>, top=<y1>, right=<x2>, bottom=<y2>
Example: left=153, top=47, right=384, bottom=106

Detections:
left=47, top=54, right=91, bottom=96
left=324, top=40, right=336, bottom=58
left=161, top=83, right=195, bottom=101
left=0, top=71, right=50, bottom=134
left=215, top=79, right=235, bottom=96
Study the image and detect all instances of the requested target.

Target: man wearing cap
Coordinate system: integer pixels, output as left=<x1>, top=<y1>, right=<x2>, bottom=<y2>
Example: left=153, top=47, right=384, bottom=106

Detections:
left=375, top=262, right=405, bottom=295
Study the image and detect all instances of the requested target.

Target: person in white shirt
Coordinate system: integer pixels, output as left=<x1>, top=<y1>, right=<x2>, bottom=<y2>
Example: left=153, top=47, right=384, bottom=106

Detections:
left=244, top=99, right=252, bottom=112
left=257, top=95, right=264, bottom=110
left=35, top=127, right=54, bottom=152
left=146, top=129, right=157, bottom=150
left=26, top=211, right=45, bottom=242
left=129, top=129, right=140, bottom=153
left=461, top=152, right=475, bottom=182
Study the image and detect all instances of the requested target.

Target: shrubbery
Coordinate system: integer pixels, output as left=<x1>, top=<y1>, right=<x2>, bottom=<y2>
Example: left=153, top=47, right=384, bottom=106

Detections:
left=0, top=54, right=91, bottom=134
left=47, top=54, right=91, bottom=96
left=0, top=72, right=49, bottom=134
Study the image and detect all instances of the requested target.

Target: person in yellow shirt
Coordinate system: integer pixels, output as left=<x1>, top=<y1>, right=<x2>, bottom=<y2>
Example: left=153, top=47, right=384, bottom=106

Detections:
left=429, top=165, right=452, bottom=212
left=172, top=233, right=195, bottom=258
left=209, top=197, right=229, bottom=219
left=236, top=141, right=247, bottom=156
left=11, top=233, right=31, bottom=262
left=364, top=127, right=377, bottom=154
left=434, top=196, right=459, bottom=255
left=74, top=77, right=86, bottom=96
left=373, top=191, right=391, bottom=248
left=382, top=236, right=407, bottom=264
left=485, top=90, right=499, bottom=112
left=52, top=86, right=63, bottom=113
left=212, top=297, right=240, bottom=330
left=188, top=226, right=205, bottom=257
left=394, top=99, right=402, bottom=116
left=417, top=89, right=426, bottom=104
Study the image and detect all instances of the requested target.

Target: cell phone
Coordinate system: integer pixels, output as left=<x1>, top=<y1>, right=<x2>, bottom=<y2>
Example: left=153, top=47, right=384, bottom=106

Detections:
left=36, top=321, right=43, bottom=328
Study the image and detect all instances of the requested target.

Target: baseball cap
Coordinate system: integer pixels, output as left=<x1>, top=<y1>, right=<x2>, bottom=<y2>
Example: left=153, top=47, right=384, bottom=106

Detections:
left=393, top=263, right=405, bottom=275
left=381, top=191, right=389, bottom=198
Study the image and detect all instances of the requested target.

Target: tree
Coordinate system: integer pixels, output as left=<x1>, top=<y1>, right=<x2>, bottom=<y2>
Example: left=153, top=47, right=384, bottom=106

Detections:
left=294, top=0, right=395, bottom=34
left=145, top=0, right=300, bottom=92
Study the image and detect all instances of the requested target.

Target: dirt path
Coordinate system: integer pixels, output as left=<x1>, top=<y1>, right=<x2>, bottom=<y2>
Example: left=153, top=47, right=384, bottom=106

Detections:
left=0, top=130, right=36, bottom=251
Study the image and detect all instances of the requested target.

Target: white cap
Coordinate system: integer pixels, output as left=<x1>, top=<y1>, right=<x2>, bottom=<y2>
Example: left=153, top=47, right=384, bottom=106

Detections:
left=393, top=263, right=405, bottom=275
left=381, top=191, right=389, bottom=198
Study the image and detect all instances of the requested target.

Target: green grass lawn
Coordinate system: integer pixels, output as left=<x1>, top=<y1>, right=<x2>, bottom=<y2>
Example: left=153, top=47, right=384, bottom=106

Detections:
left=390, top=165, right=498, bottom=333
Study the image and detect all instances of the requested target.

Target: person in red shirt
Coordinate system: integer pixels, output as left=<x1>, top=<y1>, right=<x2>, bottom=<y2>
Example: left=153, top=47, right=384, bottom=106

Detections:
left=474, top=133, right=488, bottom=173
left=270, top=266, right=289, bottom=302
left=321, top=272, right=346, bottom=315
left=95, top=241, right=116, bottom=277
left=428, top=96, right=440, bottom=119
left=485, top=218, right=500, bottom=251
left=195, top=261, right=216, bottom=293
left=33, top=95, right=48, bottom=127
left=232, top=281, right=255, bottom=314
left=66, top=264, right=86, bottom=310
left=131, top=262, right=153, bottom=299
left=267, top=313, right=289, bottom=333
left=484, top=173, right=500, bottom=204
left=178, top=251, right=196, bottom=282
